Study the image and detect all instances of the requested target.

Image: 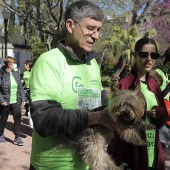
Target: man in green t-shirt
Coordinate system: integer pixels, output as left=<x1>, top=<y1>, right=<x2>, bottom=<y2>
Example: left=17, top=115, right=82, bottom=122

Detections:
left=29, top=1, right=115, bottom=170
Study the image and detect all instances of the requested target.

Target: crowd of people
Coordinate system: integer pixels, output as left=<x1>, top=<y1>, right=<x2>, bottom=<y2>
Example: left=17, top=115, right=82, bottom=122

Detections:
left=0, top=1, right=170, bottom=170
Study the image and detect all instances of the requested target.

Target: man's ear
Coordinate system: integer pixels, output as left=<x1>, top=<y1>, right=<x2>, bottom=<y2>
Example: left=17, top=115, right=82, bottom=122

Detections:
left=65, top=19, right=75, bottom=34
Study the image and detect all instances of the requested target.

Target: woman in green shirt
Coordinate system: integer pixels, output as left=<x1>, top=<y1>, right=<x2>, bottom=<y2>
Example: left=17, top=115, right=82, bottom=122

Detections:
left=23, top=60, right=33, bottom=116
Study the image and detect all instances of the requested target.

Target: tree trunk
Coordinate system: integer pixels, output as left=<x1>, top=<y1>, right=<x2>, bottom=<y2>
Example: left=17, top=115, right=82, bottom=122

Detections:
left=136, top=0, right=157, bottom=35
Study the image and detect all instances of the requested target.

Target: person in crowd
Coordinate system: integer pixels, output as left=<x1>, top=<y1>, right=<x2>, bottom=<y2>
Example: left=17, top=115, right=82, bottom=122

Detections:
left=13, top=62, right=19, bottom=72
left=155, top=47, right=170, bottom=98
left=23, top=60, right=33, bottom=116
left=0, top=56, right=26, bottom=145
left=29, top=1, right=115, bottom=170
left=107, top=38, right=169, bottom=170
left=155, top=47, right=170, bottom=152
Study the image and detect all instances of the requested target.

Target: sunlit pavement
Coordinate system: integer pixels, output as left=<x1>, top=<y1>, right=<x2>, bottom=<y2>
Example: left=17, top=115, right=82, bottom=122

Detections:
left=0, top=109, right=32, bottom=170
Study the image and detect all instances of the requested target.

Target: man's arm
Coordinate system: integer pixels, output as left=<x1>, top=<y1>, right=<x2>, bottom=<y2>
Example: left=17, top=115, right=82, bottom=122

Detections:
left=31, top=99, right=114, bottom=137
left=30, top=100, right=88, bottom=137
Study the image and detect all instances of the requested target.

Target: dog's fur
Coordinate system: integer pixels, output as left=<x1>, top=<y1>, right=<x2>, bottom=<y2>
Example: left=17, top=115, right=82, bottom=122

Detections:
left=57, top=87, right=155, bottom=170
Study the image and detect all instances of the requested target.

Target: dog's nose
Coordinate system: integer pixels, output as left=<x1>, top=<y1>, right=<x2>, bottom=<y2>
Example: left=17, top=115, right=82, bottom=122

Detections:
left=124, top=110, right=130, bottom=115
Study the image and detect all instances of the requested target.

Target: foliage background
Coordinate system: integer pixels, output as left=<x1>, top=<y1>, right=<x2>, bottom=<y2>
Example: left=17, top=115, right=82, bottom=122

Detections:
left=0, top=0, right=170, bottom=82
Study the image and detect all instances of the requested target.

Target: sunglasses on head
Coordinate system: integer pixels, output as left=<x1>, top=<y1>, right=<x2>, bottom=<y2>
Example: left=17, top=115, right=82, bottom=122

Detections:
left=137, top=52, right=160, bottom=60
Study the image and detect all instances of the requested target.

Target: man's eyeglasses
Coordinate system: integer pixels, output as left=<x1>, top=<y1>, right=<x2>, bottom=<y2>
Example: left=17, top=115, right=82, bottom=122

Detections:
left=137, top=52, right=160, bottom=60
left=74, top=21, right=101, bottom=36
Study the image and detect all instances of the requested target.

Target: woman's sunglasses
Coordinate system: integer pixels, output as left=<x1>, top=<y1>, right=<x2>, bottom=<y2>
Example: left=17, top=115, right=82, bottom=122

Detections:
left=137, top=52, right=160, bottom=60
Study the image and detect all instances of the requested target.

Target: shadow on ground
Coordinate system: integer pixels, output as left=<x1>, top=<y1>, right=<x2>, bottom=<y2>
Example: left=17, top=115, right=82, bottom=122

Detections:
left=6, top=118, right=32, bottom=139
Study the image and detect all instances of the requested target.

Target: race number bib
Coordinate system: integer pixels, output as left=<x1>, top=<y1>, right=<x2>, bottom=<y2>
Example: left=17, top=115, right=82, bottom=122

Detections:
left=77, top=88, right=101, bottom=111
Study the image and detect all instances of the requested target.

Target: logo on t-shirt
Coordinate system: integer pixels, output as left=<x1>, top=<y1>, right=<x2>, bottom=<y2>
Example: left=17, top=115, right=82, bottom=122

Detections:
left=72, top=76, right=83, bottom=93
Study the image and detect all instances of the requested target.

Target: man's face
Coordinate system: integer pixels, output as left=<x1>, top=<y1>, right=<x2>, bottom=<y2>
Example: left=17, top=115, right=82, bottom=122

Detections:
left=71, top=17, right=102, bottom=53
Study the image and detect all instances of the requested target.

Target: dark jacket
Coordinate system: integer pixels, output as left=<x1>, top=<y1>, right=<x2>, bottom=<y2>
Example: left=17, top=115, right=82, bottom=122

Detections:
left=30, top=40, right=108, bottom=137
left=0, top=66, right=26, bottom=105
left=107, top=66, right=169, bottom=170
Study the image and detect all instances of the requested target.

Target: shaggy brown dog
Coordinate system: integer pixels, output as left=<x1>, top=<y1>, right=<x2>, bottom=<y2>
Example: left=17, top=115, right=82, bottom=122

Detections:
left=57, top=87, right=154, bottom=170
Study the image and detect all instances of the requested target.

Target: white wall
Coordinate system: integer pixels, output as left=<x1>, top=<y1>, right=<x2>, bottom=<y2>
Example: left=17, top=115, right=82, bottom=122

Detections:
left=0, top=43, right=32, bottom=74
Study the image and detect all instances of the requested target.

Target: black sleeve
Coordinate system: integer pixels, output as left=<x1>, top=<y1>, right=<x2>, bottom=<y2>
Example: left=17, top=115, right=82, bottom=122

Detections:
left=18, top=74, right=27, bottom=102
left=30, top=100, right=88, bottom=137
left=0, top=71, right=5, bottom=103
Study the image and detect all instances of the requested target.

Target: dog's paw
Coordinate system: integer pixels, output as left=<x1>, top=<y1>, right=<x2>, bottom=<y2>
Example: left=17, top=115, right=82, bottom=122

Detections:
left=135, top=139, right=146, bottom=146
left=117, top=129, right=146, bottom=146
left=119, top=163, right=128, bottom=170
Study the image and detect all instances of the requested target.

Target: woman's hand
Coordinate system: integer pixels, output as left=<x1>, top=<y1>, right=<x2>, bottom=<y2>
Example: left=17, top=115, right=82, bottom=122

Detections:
left=22, top=102, right=26, bottom=106
left=1, top=102, right=7, bottom=106
left=147, top=109, right=156, bottom=119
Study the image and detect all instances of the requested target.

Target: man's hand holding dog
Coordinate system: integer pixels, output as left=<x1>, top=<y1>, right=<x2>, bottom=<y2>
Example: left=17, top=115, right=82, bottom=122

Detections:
left=88, top=109, right=115, bottom=132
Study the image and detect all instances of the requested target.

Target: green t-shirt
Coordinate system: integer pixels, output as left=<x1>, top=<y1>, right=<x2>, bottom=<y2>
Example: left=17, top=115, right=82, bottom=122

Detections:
left=29, top=48, right=103, bottom=170
left=155, top=68, right=169, bottom=100
left=10, top=73, right=17, bottom=104
left=140, top=82, right=157, bottom=168
left=23, top=70, right=30, bottom=89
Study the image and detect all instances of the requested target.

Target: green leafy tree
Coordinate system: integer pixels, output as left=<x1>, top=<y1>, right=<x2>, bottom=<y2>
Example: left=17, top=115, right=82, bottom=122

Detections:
left=29, top=36, right=47, bottom=59
left=1, top=0, right=169, bottom=69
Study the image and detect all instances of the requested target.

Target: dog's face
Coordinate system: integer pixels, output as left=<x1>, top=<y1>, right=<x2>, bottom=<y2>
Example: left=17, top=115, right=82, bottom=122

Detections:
left=108, top=87, right=146, bottom=129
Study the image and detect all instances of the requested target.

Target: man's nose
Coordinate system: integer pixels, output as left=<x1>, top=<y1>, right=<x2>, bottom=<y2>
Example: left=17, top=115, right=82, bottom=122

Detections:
left=91, top=31, right=100, bottom=40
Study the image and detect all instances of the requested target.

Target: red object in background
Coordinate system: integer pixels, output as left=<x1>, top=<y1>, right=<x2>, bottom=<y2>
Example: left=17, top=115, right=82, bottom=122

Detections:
left=164, top=99, right=170, bottom=126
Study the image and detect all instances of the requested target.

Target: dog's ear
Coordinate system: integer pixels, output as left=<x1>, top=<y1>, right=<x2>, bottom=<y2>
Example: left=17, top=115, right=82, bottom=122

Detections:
left=110, top=86, right=120, bottom=95
left=134, top=85, right=141, bottom=97
left=134, top=85, right=144, bottom=97
left=134, top=84, right=141, bottom=92
left=134, top=84, right=145, bottom=96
